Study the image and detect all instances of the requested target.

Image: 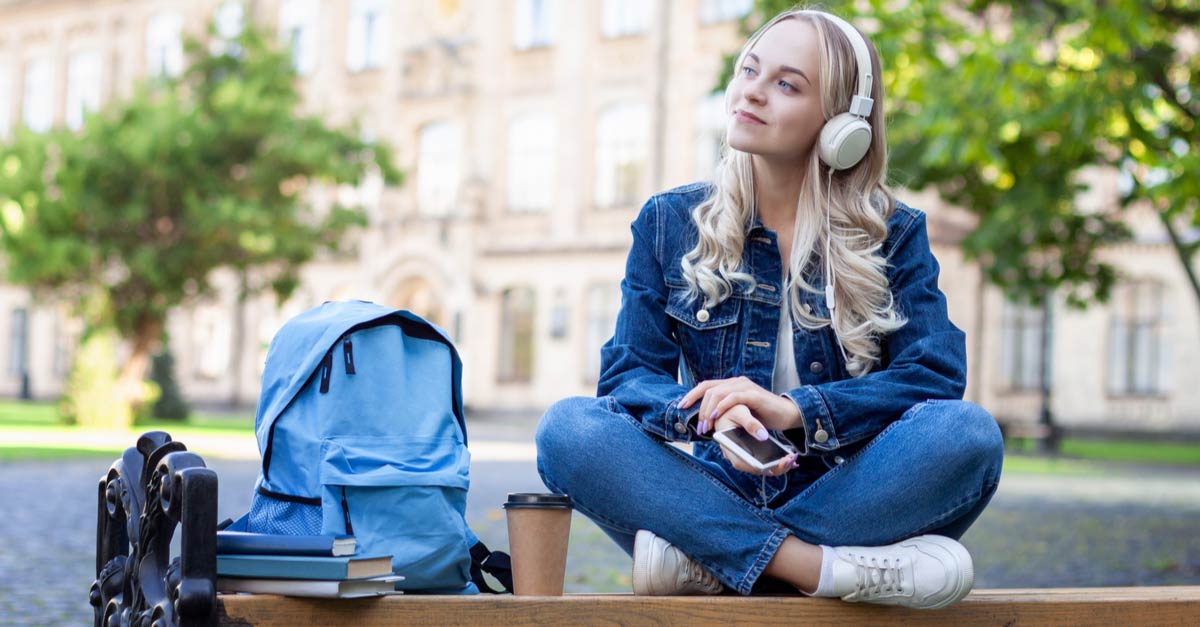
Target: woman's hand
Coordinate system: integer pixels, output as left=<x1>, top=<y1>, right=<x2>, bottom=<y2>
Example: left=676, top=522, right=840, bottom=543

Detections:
left=678, top=376, right=802, bottom=436
left=709, top=409, right=798, bottom=476
left=677, top=377, right=802, bottom=476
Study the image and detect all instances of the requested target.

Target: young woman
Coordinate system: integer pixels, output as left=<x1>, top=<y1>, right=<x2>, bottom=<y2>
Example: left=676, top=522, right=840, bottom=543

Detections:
left=535, top=8, right=1003, bottom=609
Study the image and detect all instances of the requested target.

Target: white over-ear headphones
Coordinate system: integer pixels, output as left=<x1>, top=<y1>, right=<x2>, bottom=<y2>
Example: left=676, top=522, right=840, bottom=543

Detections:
left=812, top=13, right=875, bottom=171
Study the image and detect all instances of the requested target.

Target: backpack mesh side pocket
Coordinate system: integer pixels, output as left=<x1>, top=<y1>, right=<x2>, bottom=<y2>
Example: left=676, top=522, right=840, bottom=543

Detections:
left=246, top=492, right=322, bottom=536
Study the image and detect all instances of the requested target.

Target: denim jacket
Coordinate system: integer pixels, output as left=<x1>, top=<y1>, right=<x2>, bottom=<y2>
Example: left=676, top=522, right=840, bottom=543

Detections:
left=597, top=182, right=967, bottom=458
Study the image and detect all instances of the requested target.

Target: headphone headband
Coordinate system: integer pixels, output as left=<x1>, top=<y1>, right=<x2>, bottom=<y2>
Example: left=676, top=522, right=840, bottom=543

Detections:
left=803, top=12, right=874, bottom=118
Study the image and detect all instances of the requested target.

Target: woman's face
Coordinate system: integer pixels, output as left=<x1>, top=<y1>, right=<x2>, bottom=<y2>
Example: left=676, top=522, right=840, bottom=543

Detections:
left=725, top=18, right=825, bottom=166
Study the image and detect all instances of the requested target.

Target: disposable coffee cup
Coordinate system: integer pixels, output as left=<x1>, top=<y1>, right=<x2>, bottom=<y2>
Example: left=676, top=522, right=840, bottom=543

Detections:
left=504, top=493, right=573, bottom=596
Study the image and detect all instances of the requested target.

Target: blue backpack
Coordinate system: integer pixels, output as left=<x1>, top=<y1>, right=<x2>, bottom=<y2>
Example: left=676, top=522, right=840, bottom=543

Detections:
left=234, top=300, right=511, bottom=594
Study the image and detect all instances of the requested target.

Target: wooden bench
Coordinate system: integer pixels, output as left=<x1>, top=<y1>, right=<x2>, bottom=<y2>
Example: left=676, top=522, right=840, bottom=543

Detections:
left=217, top=586, right=1200, bottom=625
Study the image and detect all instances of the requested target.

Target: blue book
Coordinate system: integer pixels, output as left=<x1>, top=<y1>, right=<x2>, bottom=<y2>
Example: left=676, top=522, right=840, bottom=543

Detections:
left=216, top=531, right=356, bottom=557
left=216, top=554, right=393, bottom=580
left=217, top=575, right=404, bottom=598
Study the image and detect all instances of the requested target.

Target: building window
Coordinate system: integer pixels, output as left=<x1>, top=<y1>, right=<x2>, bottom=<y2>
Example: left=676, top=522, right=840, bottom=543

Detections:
left=998, top=298, right=1044, bottom=392
left=583, top=283, right=621, bottom=383
left=212, top=1, right=245, bottom=55
left=22, top=57, right=54, bottom=133
left=347, top=0, right=387, bottom=72
left=506, top=114, right=555, bottom=213
left=416, top=121, right=463, bottom=216
left=699, top=0, right=753, bottom=24
left=602, top=0, right=650, bottom=38
left=279, top=0, right=318, bottom=75
left=695, top=92, right=726, bottom=179
left=66, top=51, right=102, bottom=131
left=0, top=64, right=11, bottom=138
left=514, top=0, right=557, bottom=50
left=146, top=12, right=184, bottom=78
left=594, top=101, right=648, bottom=208
left=498, top=287, right=536, bottom=383
left=8, top=307, right=28, bottom=377
left=192, top=304, right=231, bottom=380
left=1107, top=281, right=1170, bottom=396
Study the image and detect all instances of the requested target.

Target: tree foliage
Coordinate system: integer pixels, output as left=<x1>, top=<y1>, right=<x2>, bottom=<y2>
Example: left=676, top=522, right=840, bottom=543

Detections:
left=747, top=0, right=1198, bottom=308
left=0, top=26, right=401, bottom=422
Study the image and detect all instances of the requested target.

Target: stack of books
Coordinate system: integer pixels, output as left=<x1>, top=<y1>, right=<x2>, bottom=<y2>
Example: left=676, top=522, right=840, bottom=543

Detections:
left=216, top=531, right=402, bottom=598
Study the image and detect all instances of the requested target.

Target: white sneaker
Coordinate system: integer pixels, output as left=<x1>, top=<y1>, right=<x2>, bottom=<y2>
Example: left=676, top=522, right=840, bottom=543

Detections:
left=829, top=535, right=974, bottom=609
left=632, top=529, right=725, bottom=596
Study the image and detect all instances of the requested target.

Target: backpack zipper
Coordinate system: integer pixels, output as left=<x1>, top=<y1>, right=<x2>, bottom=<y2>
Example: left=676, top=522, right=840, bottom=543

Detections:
left=340, top=487, right=355, bottom=535
left=318, top=350, right=333, bottom=393
left=343, top=337, right=356, bottom=374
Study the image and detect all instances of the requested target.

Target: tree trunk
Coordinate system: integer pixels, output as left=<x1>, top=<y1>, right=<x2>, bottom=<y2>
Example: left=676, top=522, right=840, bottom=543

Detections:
left=116, top=317, right=165, bottom=414
left=229, top=271, right=249, bottom=407
left=1158, top=211, right=1200, bottom=324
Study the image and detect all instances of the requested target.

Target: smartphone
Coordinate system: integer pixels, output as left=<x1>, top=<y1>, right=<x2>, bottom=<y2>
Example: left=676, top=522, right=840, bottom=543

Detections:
left=713, top=426, right=797, bottom=472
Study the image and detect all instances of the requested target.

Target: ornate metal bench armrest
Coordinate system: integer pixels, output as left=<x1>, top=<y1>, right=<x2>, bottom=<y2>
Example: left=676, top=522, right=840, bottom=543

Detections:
left=91, top=431, right=218, bottom=627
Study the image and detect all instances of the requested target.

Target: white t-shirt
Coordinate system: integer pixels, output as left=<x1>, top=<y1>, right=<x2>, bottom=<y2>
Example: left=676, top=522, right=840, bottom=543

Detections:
left=772, top=299, right=802, bottom=394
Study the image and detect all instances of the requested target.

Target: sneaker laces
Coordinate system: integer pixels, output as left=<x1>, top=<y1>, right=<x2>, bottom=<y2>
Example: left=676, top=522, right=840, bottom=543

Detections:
left=847, top=552, right=905, bottom=599
left=682, top=555, right=721, bottom=590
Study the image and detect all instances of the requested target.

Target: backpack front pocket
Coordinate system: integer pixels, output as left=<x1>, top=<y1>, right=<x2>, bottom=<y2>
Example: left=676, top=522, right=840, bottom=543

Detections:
left=319, top=435, right=474, bottom=593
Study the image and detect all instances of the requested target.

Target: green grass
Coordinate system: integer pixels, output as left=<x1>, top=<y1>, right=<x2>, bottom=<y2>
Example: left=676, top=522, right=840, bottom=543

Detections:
left=0, top=399, right=252, bottom=432
left=0, top=399, right=253, bottom=461
left=1003, top=436, right=1200, bottom=468
left=1001, top=454, right=1105, bottom=476
left=1059, top=439, right=1200, bottom=465
left=0, top=446, right=124, bottom=461
left=0, top=399, right=59, bottom=427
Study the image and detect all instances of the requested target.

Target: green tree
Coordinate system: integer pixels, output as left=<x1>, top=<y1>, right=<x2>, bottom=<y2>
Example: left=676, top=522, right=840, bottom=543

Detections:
left=0, top=27, right=400, bottom=427
left=745, top=0, right=1197, bottom=310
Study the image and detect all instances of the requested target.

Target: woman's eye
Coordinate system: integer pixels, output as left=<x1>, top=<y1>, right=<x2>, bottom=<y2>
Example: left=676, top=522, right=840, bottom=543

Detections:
left=741, top=66, right=756, bottom=77
left=778, top=80, right=796, bottom=92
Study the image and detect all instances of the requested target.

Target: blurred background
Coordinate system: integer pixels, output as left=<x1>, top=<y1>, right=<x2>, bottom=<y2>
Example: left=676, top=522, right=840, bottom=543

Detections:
left=0, top=0, right=1197, bottom=622
left=0, top=0, right=1196, bottom=437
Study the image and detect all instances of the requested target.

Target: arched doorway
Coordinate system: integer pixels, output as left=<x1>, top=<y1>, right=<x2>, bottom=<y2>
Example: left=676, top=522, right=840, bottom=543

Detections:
left=389, top=276, right=445, bottom=329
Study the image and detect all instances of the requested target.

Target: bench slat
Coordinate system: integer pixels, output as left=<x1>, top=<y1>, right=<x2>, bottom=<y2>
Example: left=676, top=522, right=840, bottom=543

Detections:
left=218, top=586, right=1200, bottom=626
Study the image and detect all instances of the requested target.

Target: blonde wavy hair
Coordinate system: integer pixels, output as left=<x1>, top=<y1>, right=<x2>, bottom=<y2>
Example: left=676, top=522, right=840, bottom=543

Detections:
left=681, top=7, right=906, bottom=377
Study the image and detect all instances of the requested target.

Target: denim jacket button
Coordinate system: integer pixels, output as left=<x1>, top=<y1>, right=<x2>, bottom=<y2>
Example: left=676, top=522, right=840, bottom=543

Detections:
left=674, top=421, right=687, bottom=434
left=814, top=429, right=829, bottom=443
left=696, top=309, right=710, bottom=323
left=809, top=361, right=824, bottom=374
left=834, top=456, right=845, bottom=465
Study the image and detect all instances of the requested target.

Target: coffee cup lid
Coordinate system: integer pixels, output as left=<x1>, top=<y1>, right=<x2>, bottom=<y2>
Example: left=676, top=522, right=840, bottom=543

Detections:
left=504, top=493, right=572, bottom=509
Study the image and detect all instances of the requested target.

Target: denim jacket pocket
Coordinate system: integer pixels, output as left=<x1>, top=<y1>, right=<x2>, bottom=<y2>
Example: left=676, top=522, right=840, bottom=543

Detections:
left=665, top=285, right=742, bottom=380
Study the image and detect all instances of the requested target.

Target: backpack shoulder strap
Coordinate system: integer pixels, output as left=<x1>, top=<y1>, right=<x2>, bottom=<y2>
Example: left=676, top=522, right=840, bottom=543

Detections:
left=468, top=539, right=513, bottom=594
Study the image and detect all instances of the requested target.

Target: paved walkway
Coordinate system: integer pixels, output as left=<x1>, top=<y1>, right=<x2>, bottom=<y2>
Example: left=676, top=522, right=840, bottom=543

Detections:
left=2, top=421, right=1197, bottom=625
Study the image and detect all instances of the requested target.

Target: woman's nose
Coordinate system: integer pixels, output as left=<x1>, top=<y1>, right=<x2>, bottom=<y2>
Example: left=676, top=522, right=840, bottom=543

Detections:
left=743, top=78, right=767, bottom=104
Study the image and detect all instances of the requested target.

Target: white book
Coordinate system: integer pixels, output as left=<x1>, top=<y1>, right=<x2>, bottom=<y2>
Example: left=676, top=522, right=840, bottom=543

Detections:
left=218, top=575, right=404, bottom=599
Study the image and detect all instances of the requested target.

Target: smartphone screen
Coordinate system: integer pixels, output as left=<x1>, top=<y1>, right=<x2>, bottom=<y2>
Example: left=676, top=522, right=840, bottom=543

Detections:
left=718, top=427, right=791, bottom=465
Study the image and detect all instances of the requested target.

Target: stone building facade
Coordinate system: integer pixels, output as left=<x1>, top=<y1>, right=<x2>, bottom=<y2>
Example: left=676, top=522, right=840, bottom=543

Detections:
left=0, top=0, right=1195, bottom=433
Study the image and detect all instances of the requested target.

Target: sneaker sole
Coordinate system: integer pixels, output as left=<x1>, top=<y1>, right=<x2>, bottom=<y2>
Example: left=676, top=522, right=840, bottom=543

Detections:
left=911, top=535, right=974, bottom=609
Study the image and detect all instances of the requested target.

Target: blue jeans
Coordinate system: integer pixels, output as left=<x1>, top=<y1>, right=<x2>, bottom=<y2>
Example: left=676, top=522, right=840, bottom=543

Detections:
left=535, top=396, right=1004, bottom=595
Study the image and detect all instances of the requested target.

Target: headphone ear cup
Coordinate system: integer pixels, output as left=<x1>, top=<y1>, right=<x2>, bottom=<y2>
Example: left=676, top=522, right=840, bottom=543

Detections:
left=819, top=114, right=873, bottom=170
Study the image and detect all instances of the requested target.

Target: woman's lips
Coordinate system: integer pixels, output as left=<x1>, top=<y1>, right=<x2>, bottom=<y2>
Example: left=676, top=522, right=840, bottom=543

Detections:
left=734, top=110, right=766, bottom=125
